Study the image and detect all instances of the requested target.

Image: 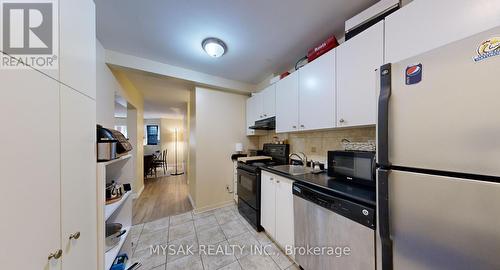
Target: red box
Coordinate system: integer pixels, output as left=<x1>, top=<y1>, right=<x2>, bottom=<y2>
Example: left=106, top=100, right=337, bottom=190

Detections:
left=307, top=36, right=338, bottom=62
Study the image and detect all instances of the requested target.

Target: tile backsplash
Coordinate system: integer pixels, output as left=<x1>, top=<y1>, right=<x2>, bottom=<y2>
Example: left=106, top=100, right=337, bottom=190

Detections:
left=257, top=127, right=376, bottom=164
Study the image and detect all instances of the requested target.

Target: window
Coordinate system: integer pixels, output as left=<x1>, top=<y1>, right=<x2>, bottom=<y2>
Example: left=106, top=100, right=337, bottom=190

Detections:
left=146, top=125, right=159, bottom=145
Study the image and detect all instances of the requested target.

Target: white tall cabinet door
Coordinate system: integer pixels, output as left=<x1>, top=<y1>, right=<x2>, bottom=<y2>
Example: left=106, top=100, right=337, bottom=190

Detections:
left=299, top=49, right=336, bottom=131
left=60, top=0, right=96, bottom=98
left=260, top=172, right=276, bottom=237
left=261, top=84, right=276, bottom=118
left=60, top=86, right=97, bottom=270
left=275, top=177, right=295, bottom=258
left=0, top=67, right=61, bottom=270
left=336, top=21, right=384, bottom=127
left=385, top=0, right=500, bottom=63
left=276, top=72, right=299, bottom=133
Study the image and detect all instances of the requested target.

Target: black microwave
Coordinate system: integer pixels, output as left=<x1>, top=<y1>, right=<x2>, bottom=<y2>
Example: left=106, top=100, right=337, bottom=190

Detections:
left=328, top=151, right=376, bottom=186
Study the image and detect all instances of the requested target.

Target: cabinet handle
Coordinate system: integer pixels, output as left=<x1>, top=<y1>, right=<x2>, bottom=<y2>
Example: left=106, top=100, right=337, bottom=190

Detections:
left=300, top=124, right=305, bottom=128
left=292, top=125, right=297, bottom=129
left=270, top=178, right=274, bottom=181
left=264, top=114, right=267, bottom=117
left=339, top=119, right=345, bottom=123
left=48, top=249, right=63, bottom=260
left=69, top=231, right=81, bottom=240
left=276, top=180, right=280, bottom=183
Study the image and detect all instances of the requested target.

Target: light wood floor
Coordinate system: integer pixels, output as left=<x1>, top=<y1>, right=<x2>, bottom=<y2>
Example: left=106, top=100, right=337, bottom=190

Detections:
left=132, top=173, right=193, bottom=225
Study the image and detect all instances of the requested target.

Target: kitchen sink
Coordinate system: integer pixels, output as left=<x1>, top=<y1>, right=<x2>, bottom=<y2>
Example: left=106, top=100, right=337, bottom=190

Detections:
left=269, top=165, right=313, bottom=176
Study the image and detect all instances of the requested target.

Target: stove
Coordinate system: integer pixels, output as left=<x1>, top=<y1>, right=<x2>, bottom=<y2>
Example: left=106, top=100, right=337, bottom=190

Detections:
left=237, top=160, right=276, bottom=173
left=236, top=144, right=289, bottom=231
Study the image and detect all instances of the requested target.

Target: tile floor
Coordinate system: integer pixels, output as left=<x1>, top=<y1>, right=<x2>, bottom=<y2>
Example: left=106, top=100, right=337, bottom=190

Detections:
left=125, top=203, right=300, bottom=270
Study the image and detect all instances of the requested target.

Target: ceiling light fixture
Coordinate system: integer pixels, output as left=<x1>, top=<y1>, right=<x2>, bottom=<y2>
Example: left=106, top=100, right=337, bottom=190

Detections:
left=202, top=37, right=227, bottom=58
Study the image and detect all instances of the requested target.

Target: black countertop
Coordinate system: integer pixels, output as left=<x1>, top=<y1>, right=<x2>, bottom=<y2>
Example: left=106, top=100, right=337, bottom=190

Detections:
left=261, top=166, right=376, bottom=207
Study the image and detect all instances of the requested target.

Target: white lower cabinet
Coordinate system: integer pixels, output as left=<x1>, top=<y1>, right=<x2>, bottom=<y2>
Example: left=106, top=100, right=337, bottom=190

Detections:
left=261, top=171, right=295, bottom=258
left=233, top=161, right=238, bottom=202
left=275, top=176, right=295, bottom=255
left=261, top=172, right=276, bottom=238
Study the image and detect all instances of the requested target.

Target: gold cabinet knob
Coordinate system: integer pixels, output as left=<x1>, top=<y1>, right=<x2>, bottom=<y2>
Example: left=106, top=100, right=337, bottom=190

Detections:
left=69, top=231, right=81, bottom=240
left=48, top=249, right=63, bottom=260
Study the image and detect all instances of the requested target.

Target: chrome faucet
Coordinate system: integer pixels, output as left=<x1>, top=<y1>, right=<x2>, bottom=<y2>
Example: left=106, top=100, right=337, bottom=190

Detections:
left=289, top=152, right=308, bottom=167
left=299, top=152, right=308, bottom=167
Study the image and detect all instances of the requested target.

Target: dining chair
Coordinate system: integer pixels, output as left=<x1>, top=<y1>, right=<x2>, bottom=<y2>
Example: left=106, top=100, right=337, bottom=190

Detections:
left=153, top=149, right=167, bottom=176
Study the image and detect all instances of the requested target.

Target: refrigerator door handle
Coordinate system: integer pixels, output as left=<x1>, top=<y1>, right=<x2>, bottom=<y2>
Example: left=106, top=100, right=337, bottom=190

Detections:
left=378, top=168, right=393, bottom=270
left=378, top=63, right=392, bottom=168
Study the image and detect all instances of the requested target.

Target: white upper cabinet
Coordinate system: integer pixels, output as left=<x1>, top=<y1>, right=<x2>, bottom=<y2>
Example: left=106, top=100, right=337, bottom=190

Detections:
left=336, top=21, right=384, bottom=127
left=60, top=0, right=96, bottom=98
left=60, top=86, right=97, bottom=270
left=246, top=93, right=261, bottom=135
left=0, top=67, right=61, bottom=270
left=299, top=49, right=336, bottom=131
left=246, top=84, right=276, bottom=136
left=261, top=84, right=276, bottom=119
left=385, top=0, right=500, bottom=63
left=276, top=72, right=299, bottom=133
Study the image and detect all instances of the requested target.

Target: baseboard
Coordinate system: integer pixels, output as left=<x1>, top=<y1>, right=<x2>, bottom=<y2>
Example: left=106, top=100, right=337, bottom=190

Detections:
left=132, top=185, right=144, bottom=199
left=193, top=199, right=235, bottom=214
left=187, top=193, right=196, bottom=209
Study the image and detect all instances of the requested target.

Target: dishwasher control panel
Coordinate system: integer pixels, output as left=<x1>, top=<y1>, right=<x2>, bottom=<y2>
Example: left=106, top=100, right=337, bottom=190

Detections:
left=293, top=182, right=375, bottom=229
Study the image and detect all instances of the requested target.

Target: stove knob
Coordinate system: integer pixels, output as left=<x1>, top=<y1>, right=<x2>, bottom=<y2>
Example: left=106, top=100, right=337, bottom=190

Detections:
left=362, top=209, right=369, bottom=216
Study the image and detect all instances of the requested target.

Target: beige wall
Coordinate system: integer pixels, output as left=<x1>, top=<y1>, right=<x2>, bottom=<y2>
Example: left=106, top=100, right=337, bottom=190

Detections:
left=258, top=127, right=376, bottom=164
left=111, top=69, right=145, bottom=194
left=191, top=87, right=258, bottom=211
left=188, top=89, right=197, bottom=204
left=96, top=41, right=140, bottom=195
left=96, top=41, right=117, bottom=129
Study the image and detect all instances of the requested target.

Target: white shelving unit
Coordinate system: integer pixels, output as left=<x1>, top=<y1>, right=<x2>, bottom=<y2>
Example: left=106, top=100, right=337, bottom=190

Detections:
left=97, top=155, right=134, bottom=270
left=104, top=226, right=131, bottom=270
left=99, top=154, right=132, bottom=166
left=105, top=192, right=131, bottom=221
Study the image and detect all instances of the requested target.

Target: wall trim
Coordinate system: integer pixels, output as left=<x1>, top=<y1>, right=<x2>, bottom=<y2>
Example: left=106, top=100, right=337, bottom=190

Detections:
left=187, top=193, right=196, bottom=210
left=193, top=200, right=235, bottom=214
left=132, top=185, right=144, bottom=199
left=105, top=49, right=256, bottom=93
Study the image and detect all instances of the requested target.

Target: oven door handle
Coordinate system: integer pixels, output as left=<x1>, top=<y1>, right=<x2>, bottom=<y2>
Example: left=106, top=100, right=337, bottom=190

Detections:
left=237, top=168, right=258, bottom=177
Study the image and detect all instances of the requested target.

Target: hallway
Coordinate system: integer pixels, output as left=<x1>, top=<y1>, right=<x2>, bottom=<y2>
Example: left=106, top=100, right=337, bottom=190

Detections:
left=133, top=174, right=193, bottom=225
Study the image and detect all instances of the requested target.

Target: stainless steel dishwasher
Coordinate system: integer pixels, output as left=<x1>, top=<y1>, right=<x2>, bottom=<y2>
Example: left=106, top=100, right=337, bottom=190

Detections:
left=293, top=181, right=376, bottom=270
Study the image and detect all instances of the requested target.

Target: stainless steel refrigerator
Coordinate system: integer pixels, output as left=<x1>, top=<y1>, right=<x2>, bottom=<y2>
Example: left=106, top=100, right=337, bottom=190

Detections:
left=376, top=26, right=500, bottom=270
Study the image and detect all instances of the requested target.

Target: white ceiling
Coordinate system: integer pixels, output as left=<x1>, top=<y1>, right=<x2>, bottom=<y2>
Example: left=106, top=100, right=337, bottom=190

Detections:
left=113, top=68, right=192, bottom=119
left=96, top=0, right=378, bottom=85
